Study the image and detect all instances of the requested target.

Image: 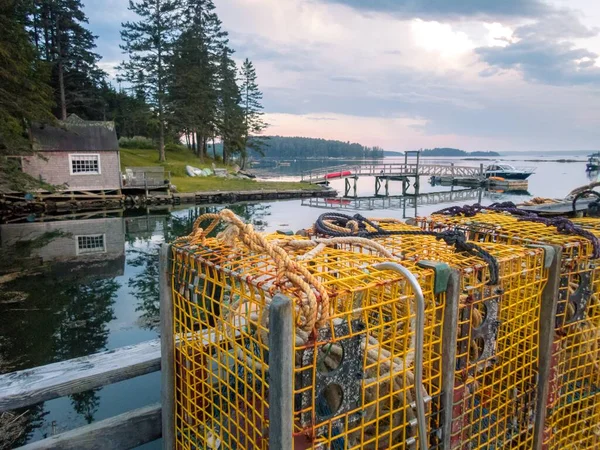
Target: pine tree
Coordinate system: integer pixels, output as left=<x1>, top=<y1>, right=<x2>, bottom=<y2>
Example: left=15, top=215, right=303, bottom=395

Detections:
left=216, top=46, right=244, bottom=164
left=0, top=0, right=54, bottom=192
left=239, top=58, right=267, bottom=169
left=119, top=0, right=181, bottom=162
left=28, top=0, right=106, bottom=120
left=0, top=0, right=54, bottom=153
left=169, top=0, right=227, bottom=159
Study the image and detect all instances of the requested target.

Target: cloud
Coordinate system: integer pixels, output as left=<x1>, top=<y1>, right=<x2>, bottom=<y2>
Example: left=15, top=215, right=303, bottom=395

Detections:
left=329, top=75, right=365, bottom=83
left=476, top=10, right=600, bottom=85
left=318, top=0, right=551, bottom=19
left=82, top=0, right=600, bottom=152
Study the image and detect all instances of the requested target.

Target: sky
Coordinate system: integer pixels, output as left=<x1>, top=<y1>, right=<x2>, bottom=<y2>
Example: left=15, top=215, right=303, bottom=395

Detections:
left=85, top=0, right=600, bottom=152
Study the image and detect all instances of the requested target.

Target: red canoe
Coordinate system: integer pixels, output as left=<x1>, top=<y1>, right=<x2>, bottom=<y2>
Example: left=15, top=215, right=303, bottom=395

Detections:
left=324, top=170, right=352, bottom=179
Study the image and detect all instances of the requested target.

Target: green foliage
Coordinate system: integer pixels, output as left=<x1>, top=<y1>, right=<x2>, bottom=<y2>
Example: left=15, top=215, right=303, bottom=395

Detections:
left=257, top=136, right=385, bottom=159
left=169, top=0, right=226, bottom=158
left=120, top=147, right=320, bottom=193
left=119, top=0, right=181, bottom=162
left=118, top=135, right=156, bottom=149
left=28, top=0, right=107, bottom=120
left=239, top=58, right=267, bottom=169
left=101, top=86, right=156, bottom=138
left=165, top=142, right=187, bottom=152
left=0, top=0, right=54, bottom=153
left=217, top=46, right=245, bottom=164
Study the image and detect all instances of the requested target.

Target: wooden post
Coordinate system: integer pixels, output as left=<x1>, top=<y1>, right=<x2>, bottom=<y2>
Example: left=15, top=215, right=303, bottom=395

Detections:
left=533, top=245, right=562, bottom=450
left=268, top=294, right=293, bottom=449
left=159, top=244, right=175, bottom=450
left=441, top=269, right=461, bottom=450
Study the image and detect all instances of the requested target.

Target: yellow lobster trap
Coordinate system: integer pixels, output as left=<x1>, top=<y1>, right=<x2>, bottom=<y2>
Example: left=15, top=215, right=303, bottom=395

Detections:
left=416, top=209, right=600, bottom=449
left=308, top=214, right=549, bottom=449
left=168, top=210, right=448, bottom=450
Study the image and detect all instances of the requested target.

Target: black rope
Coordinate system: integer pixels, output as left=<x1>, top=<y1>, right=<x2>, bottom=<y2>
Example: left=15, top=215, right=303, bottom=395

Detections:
left=315, top=212, right=500, bottom=285
left=572, top=190, right=600, bottom=214
left=433, top=202, right=600, bottom=259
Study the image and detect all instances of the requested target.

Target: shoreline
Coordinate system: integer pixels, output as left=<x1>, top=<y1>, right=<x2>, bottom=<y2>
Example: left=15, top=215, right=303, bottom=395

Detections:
left=0, top=186, right=337, bottom=222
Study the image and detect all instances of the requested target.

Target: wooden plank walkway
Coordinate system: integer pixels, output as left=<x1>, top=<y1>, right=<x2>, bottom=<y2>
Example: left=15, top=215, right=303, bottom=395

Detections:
left=301, top=162, right=484, bottom=184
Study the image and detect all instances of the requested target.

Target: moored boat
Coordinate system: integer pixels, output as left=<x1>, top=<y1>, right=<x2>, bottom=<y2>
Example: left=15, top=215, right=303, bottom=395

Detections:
left=586, top=153, right=600, bottom=171
left=484, top=163, right=535, bottom=180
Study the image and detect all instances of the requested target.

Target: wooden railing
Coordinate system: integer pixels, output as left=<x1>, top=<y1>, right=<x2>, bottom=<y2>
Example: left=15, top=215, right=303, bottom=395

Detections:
left=0, top=246, right=175, bottom=450
left=0, top=340, right=163, bottom=449
left=301, top=163, right=485, bottom=183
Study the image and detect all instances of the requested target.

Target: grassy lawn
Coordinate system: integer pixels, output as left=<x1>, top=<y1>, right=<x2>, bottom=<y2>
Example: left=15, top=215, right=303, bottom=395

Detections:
left=120, top=148, right=321, bottom=193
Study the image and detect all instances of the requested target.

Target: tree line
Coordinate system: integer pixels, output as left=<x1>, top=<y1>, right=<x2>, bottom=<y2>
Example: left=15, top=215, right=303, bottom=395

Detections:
left=257, top=136, right=385, bottom=159
left=0, top=0, right=267, bottom=170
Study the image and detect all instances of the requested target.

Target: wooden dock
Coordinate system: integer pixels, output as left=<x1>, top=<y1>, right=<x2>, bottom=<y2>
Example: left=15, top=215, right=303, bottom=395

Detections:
left=301, top=162, right=485, bottom=184
left=301, top=156, right=487, bottom=196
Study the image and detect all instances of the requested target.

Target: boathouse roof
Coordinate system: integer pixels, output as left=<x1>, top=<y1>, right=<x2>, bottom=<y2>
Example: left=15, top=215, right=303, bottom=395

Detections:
left=30, top=115, right=119, bottom=152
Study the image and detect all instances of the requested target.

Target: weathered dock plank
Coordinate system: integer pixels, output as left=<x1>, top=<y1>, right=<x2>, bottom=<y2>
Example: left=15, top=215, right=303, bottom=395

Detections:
left=0, top=340, right=161, bottom=412
left=16, top=403, right=161, bottom=450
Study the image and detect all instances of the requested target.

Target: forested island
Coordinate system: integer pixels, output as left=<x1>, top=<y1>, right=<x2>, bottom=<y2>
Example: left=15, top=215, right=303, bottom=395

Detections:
left=257, top=136, right=385, bottom=159
left=385, top=148, right=500, bottom=157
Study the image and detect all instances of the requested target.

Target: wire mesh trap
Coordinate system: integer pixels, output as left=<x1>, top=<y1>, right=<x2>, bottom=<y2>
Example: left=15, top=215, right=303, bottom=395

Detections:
left=170, top=210, right=446, bottom=449
left=415, top=210, right=600, bottom=449
left=306, top=215, right=548, bottom=449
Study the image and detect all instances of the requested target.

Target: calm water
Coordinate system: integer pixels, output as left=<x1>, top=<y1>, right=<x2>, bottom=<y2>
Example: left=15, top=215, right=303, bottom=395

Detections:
left=0, top=156, right=594, bottom=447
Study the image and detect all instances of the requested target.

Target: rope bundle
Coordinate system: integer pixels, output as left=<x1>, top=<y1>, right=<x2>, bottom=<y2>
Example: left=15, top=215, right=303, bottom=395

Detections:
left=176, top=209, right=329, bottom=331
left=314, top=212, right=501, bottom=285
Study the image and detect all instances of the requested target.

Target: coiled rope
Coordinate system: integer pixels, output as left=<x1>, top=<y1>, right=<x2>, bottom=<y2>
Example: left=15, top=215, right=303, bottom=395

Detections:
left=433, top=202, right=600, bottom=259
left=175, top=209, right=402, bottom=330
left=175, top=209, right=329, bottom=331
left=314, top=212, right=500, bottom=285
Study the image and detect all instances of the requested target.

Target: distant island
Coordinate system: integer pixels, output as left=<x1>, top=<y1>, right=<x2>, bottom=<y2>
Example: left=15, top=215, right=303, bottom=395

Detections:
left=255, top=136, right=385, bottom=159
left=385, top=148, right=500, bottom=157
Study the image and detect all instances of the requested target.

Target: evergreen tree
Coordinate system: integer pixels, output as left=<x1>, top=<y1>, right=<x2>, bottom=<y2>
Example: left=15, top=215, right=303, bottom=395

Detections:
left=119, top=0, right=181, bottom=162
left=101, top=84, right=156, bottom=138
left=0, top=0, right=54, bottom=154
left=28, top=0, right=106, bottom=120
left=169, top=0, right=226, bottom=159
left=239, top=58, right=267, bottom=169
left=216, top=46, right=244, bottom=164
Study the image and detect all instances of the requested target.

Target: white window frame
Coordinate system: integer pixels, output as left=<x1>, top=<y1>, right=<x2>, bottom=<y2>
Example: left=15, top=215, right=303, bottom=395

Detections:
left=75, top=234, right=106, bottom=255
left=69, top=153, right=101, bottom=175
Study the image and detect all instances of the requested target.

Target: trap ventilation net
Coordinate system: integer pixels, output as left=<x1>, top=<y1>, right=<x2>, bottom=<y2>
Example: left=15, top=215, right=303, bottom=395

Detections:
left=171, top=210, right=444, bottom=450
left=416, top=210, right=600, bottom=449
left=308, top=216, right=548, bottom=449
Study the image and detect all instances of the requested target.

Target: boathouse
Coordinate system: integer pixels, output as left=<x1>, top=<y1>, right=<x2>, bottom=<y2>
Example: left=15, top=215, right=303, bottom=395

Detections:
left=24, top=115, right=121, bottom=194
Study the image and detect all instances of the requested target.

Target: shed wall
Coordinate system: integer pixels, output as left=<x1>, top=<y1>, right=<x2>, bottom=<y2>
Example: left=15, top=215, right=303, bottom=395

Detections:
left=22, top=151, right=121, bottom=191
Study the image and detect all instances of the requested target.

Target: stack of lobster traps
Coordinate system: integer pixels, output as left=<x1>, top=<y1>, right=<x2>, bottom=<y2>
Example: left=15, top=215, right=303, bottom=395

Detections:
left=164, top=207, right=600, bottom=450
left=416, top=207, right=600, bottom=449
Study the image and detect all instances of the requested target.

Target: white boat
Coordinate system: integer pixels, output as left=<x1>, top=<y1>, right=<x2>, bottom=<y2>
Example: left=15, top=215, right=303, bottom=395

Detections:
left=484, top=163, right=535, bottom=180
left=186, top=165, right=211, bottom=177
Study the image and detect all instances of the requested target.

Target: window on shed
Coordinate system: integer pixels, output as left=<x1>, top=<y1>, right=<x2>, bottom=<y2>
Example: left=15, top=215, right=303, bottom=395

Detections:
left=76, top=234, right=106, bottom=254
left=70, top=154, right=100, bottom=174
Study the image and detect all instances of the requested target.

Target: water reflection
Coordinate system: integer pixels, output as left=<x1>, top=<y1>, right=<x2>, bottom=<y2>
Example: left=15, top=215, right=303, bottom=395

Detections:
left=0, top=203, right=275, bottom=445
left=302, top=187, right=531, bottom=218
